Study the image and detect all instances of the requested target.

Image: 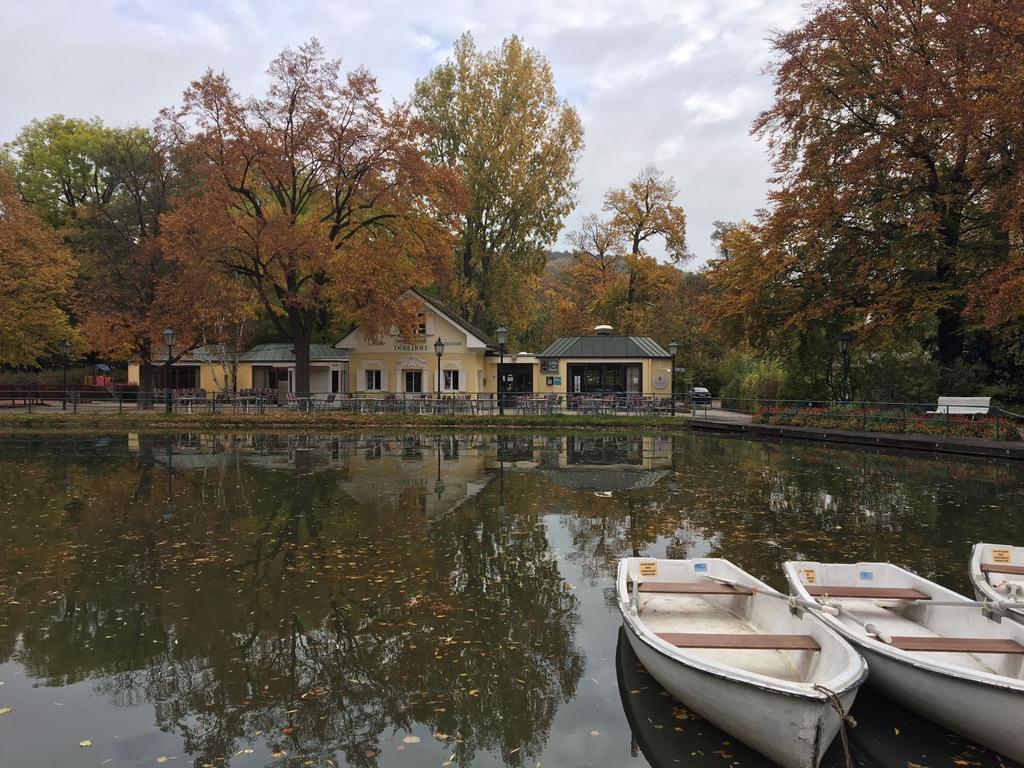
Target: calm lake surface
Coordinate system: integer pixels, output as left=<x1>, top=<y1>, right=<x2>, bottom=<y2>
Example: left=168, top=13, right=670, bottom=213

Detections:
left=1, top=430, right=1022, bottom=768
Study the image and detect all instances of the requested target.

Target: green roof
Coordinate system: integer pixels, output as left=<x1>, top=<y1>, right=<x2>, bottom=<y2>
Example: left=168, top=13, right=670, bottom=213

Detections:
left=538, top=335, right=671, bottom=359
left=240, top=343, right=348, bottom=363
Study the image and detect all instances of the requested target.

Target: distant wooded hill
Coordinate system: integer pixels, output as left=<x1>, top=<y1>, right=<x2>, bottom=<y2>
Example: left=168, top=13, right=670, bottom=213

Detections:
left=544, top=250, right=574, bottom=277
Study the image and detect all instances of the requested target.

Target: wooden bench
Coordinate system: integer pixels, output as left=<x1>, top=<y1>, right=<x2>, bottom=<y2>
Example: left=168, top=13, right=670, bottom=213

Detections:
left=806, top=586, right=930, bottom=600
left=880, top=636, right=1024, bottom=654
left=981, top=562, right=1024, bottom=576
left=628, top=581, right=752, bottom=595
left=657, top=633, right=820, bottom=651
left=926, top=396, right=991, bottom=416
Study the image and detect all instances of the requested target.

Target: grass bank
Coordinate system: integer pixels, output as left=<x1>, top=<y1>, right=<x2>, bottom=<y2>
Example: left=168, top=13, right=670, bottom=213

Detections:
left=0, top=410, right=688, bottom=433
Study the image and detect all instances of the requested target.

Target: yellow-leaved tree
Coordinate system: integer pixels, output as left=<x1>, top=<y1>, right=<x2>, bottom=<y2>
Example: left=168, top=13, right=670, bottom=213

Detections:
left=415, top=32, right=584, bottom=339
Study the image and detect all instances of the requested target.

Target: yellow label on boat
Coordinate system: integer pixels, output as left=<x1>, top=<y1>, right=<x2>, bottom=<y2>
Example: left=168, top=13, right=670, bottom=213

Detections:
left=802, top=568, right=817, bottom=584
left=991, top=548, right=1011, bottom=563
left=639, top=561, right=658, bottom=577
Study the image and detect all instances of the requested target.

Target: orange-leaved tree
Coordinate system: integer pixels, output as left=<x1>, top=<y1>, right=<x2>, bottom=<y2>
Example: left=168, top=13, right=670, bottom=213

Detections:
left=6, top=117, right=249, bottom=405
left=752, top=0, right=1024, bottom=365
left=161, top=39, right=463, bottom=395
left=0, top=169, right=76, bottom=367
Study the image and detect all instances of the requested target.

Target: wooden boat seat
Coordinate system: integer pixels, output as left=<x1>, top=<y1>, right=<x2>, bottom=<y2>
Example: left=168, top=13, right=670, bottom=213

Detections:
left=981, top=562, right=1024, bottom=576
left=657, top=632, right=820, bottom=651
left=629, top=581, right=752, bottom=595
left=806, top=585, right=930, bottom=600
left=880, top=636, right=1024, bottom=654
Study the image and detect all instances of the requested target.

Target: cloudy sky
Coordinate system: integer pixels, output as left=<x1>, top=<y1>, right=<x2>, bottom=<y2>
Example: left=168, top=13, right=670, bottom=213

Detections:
left=0, top=0, right=807, bottom=267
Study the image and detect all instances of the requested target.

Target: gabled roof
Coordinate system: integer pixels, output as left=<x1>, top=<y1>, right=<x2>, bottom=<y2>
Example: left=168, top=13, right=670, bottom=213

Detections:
left=407, top=288, right=495, bottom=347
left=240, top=343, right=348, bottom=363
left=539, top=335, right=671, bottom=359
left=335, top=288, right=494, bottom=349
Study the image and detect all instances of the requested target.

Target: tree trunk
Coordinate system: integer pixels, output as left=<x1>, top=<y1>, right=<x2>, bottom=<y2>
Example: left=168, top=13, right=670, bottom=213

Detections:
left=138, top=359, right=155, bottom=410
left=934, top=212, right=964, bottom=366
left=289, top=311, right=312, bottom=396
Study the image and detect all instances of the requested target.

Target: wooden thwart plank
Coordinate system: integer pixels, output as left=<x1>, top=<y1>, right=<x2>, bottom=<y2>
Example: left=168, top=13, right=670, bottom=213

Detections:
left=657, top=632, right=820, bottom=651
left=882, top=636, right=1024, bottom=654
left=806, top=585, right=930, bottom=600
left=629, top=581, right=752, bottom=595
left=981, top=562, right=1024, bottom=576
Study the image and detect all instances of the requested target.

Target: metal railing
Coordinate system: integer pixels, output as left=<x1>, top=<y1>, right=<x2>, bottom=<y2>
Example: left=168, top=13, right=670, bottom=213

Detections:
left=0, top=389, right=695, bottom=417
left=709, top=397, right=1024, bottom=441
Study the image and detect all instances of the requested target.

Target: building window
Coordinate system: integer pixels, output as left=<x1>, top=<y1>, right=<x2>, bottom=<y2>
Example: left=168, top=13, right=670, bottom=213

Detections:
left=443, top=369, right=460, bottom=391
left=365, top=369, right=382, bottom=391
left=331, top=370, right=339, bottom=393
left=405, top=370, right=423, bottom=393
left=416, top=313, right=427, bottom=335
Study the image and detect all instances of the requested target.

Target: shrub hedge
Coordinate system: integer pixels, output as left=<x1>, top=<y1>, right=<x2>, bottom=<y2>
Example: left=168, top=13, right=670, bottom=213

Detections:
left=752, top=406, right=1022, bottom=441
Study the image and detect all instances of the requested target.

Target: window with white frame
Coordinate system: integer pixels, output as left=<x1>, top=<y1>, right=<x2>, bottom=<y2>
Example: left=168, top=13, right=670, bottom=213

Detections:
left=365, top=369, right=382, bottom=391
left=405, top=370, right=423, bottom=393
left=416, top=313, right=428, bottom=336
left=443, top=369, right=460, bottom=391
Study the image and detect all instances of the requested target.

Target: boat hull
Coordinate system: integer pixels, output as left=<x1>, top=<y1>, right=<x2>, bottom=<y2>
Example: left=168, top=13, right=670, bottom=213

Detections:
left=621, top=618, right=855, bottom=768
left=784, top=560, right=1024, bottom=763
left=853, top=638, right=1024, bottom=762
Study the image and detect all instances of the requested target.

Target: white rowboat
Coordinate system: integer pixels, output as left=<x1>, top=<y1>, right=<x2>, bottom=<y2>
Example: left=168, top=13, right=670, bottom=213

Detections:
left=617, top=557, right=866, bottom=768
left=784, top=561, right=1024, bottom=762
left=970, top=542, right=1024, bottom=623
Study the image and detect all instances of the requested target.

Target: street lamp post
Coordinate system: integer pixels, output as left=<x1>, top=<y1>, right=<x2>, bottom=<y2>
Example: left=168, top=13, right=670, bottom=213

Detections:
left=839, top=331, right=853, bottom=403
left=668, top=340, right=679, bottom=416
left=495, top=326, right=508, bottom=416
left=434, top=438, right=446, bottom=500
left=434, top=337, right=444, bottom=398
left=162, top=328, right=176, bottom=414
left=60, top=339, right=71, bottom=411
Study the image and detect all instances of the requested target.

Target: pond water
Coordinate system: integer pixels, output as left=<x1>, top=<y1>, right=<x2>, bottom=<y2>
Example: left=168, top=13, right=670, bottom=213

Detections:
left=0, top=431, right=1022, bottom=768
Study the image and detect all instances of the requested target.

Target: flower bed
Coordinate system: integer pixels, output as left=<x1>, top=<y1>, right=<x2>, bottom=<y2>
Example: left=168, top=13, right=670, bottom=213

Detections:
left=752, top=406, right=1022, bottom=442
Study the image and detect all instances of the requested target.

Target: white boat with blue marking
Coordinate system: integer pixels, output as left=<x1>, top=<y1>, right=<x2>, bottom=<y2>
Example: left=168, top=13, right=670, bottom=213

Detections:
left=617, top=557, right=866, bottom=768
left=784, top=560, right=1024, bottom=762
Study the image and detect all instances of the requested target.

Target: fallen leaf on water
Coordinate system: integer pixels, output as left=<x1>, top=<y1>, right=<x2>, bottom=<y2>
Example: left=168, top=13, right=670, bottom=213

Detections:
left=403, top=736, right=421, bottom=744
left=0, top=707, right=11, bottom=715
left=590, top=731, right=600, bottom=737
left=271, top=753, right=287, bottom=759
left=157, top=758, right=169, bottom=764
left=79, top=740, right=93, bottom=748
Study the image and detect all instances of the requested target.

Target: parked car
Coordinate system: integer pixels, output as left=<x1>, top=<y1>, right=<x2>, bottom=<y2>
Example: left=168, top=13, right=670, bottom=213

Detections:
left=689, top=386, right=712, bottom=405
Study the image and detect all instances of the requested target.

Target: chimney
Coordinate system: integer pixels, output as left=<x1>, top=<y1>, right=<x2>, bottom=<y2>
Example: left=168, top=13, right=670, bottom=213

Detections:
left=594, top=324, right=613, bottom=336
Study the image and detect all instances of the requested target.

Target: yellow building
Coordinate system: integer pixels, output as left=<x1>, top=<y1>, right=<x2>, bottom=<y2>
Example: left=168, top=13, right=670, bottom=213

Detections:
left=127, top=345, right=240, bottom=393
left=533, top=327, right=674, bottom=396
left=336, top=289, right=496, bottom=396
left=127, top=343, right=348, bottom=395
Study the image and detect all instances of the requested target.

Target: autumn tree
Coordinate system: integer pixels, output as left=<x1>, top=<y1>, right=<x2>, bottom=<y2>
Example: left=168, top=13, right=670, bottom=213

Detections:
left=7, top=117, right=247, bottom=405
left=162, top=39, right=462, bottom=395
left=415, top=32, right=584, bottom=337
left=602, top=165, right=688, bottom=332
left=752, top=0, right=1024, bottom=367
left=0, top=170, right=76, bottom=367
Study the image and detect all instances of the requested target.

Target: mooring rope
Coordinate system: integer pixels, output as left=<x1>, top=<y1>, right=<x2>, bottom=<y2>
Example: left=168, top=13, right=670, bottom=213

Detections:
left=814, top=683, right=856, bottom=768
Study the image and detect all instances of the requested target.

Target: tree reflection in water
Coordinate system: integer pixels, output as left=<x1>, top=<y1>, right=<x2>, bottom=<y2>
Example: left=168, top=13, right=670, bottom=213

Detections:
left=0, top=433, right=582, bottom=767
left=1, top=431, right=1023, bottom=767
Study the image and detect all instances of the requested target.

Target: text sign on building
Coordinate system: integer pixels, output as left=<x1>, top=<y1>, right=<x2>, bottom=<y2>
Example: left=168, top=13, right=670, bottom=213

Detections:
left=540, top=359, right=559, bottom=373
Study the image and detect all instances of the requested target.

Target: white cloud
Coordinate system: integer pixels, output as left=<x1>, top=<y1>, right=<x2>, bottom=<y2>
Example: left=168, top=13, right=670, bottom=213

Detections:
left=0, top=0, right=806, bottom=265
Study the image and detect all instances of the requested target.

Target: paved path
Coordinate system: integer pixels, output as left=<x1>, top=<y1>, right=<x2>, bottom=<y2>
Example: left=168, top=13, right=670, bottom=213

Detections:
left=683, top=407, right=753, bottom=425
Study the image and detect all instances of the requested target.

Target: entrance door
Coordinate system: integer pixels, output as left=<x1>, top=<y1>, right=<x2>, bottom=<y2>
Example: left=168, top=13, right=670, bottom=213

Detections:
left=405, top=370, right=423, bottom=393
left=498, top=363, right=534, bottom=393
